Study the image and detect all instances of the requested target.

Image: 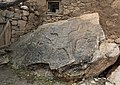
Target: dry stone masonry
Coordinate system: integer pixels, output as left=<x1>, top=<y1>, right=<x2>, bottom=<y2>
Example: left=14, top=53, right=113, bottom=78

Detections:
left=0, top=0, right=119, bottom=44
left=0, top=1, right=43, bottom=43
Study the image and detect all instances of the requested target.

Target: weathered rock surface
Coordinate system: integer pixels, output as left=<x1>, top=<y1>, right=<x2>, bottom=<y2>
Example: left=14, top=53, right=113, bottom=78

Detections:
left=107, top=66, right=120, bottom=85
left=0, top=0, right=24, bottom=8
left=7, top=13, right=120, bottom=80
left=85, top=42, right=120, bottom=78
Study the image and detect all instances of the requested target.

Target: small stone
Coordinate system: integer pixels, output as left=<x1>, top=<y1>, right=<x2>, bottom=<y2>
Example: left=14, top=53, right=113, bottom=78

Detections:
left=11, top=20, right=18, bottom=26
left=22, top=10, right=29, bottom=16
left=94, top=78, right=99, bottom=81
left=9, top=7, right=14, bottom=11
left=18, top=20, right=26, bottom=27
left=19, top=2, right=23, bottom=5
left=14, top=9, right=22, bottom=14
left=90, top=80, right=96, bottom=84
left=14, top=13, right=21, bottom=19
left=34, top=11, right=40, bottom=16
left=115, top=38, right=120, bottom=44
left=111, top=13, right=119, bottom=17
left=25, top=23, right=34, bottom=31
left=20, top=5, right=29, bottom=10
left=11, top=38, right=18, bottom=42
left=68, top=6, right=74, bottom=10
left=71, top=3, right=77, bottom=7
left=110, top=35, right=117, bottom=39
left=16, top=31, right=25, bottom=36
left=63, top=9, right=70, bottom=15
left=12, top=30, right=16, bottom=35
left=29, top=7, right=34, bottom=12
left=22, top=16, right=28, bottom=21
left=78, top=3, right=86, bottom=7
left=28, top=13, right=35, bottom=21
left=74, top=7, right=80, bottom=11
left=63, top=6, right=67, bottom=8
left=106, top=21, right=115, bottom=27
left=77, top=1, right=81, bottom=4
left=105, top=82, right=114, bottom=85
left=11, top=26, right=19, bottom=30
left=0, top=55, right=9, bottom=65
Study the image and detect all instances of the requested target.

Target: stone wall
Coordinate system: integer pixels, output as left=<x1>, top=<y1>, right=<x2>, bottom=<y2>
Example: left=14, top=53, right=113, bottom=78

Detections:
left=43, top=0, right=99, bottom=23
left=0, top=1, right=44, bottom=43
left=40, top=0, right=114, bottom=23
left=0, top=0, right=119, bottom=44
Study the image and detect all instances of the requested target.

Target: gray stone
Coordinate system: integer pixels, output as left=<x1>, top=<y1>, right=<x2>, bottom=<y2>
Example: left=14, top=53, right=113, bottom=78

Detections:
left=22, top=16, right=28, bottom=21
left=28, top=13, right=35, bottom=21
left=7, top=13, right=120, bottom=80
left=11, top=38, right=18, bottom=42
left=61, top=0, right=70, bottom=5
left=18, top=20, right=26, bottom=27
left=0, top=55, right=9, bottom=65
left=14, top=13, right=21, bottom=19
left=22, top=10, right=29, bottom=16
left=20, top=5, right=29, bottom=10
left=4, top=10, right=14, bottom=18
left=11, top=20, right=18, bottom=26
left=14, top=8, right=22, bottom=14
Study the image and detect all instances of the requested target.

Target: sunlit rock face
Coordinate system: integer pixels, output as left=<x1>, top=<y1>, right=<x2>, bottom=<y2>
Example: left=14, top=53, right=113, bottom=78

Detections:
left=8, top=13, right=120, bottom=80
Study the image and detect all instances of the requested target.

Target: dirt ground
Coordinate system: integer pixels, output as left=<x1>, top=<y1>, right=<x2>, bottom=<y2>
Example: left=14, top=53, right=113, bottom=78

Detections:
left=0, top=65, right=30, bottom=85
left=98, top=6, right=120, bottom=39
left=0, top=64, right=70, bottom=85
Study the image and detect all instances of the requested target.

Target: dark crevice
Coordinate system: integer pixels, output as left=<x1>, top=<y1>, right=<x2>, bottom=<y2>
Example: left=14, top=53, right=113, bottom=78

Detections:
left=26, top=63, right=50, bottom=71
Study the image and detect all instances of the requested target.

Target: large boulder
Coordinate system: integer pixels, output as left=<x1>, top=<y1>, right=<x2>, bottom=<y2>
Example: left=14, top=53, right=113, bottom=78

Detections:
left=7, top=13, right=120, bottom=80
